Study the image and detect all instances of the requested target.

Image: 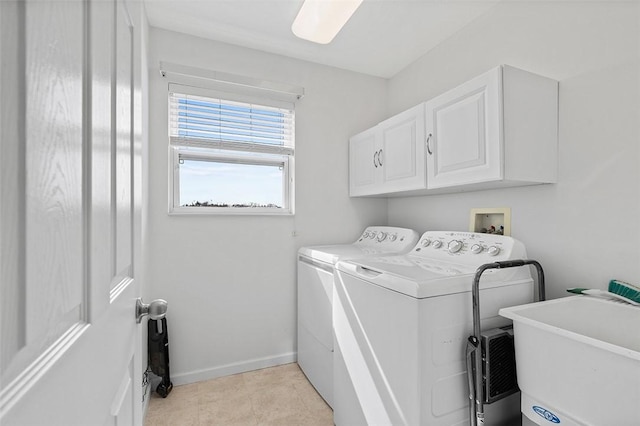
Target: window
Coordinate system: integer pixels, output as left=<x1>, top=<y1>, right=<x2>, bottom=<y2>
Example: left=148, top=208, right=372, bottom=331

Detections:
left=168, top=84, right=295, bottom=215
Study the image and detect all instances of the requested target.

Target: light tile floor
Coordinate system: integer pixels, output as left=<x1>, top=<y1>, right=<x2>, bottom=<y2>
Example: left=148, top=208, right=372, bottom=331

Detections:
left=144, top=363, right=333, bottom=426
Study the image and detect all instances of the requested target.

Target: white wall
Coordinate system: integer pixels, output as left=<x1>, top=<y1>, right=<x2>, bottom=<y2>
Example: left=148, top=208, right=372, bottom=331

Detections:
left=386, top=1, right=640, bottom=299
left=146, top=28, right=388, bottom=384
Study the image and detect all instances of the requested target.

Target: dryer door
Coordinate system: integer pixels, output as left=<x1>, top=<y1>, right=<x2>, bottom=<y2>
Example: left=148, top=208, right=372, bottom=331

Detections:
left=297, top=257, right=334, bottom=406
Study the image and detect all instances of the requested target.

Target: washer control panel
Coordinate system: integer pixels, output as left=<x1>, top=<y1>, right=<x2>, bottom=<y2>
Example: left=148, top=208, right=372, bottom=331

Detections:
left=412, top=231, right=525, bottom=265
left=357, top=226, right=420, bottom=252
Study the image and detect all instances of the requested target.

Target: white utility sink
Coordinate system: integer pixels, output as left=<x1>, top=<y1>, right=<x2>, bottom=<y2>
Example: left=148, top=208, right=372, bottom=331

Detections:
left=500, top=295, right=640, bottom=426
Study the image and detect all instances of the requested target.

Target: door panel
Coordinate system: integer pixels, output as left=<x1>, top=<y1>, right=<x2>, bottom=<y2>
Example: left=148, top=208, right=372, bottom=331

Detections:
left=114, top=0, right=133, bottom=283
left=379, top=103, right=426, bottom=193
left=349, top=127, right=378, bottom=196
left=381, top=120, right=416, bottom=180
left=1, top=0, right=85, bottom=390
left=25, top=0, right=85, bottom=352
left=109, top=360, right=134, bottom=426
left=426, top=67, right=502, bottom=189
left=91, top=0, right=115, bottom=319
left=0, top=0, right=22, bottom=372
left=435, top=92, right=486, bottom=172
left=0, top=1, right=141, bottom=424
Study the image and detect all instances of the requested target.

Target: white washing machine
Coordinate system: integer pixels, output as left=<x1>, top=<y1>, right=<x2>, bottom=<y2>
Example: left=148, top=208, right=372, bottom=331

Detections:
left=297, top=226, right=419, bottom=408
left=333, top=231, right=535, bottom=426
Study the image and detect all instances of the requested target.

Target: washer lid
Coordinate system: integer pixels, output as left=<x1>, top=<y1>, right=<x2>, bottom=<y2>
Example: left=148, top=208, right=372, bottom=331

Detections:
left=336, top=255, right=531, bottom=299
left=299, top=245, right=400, bottom=266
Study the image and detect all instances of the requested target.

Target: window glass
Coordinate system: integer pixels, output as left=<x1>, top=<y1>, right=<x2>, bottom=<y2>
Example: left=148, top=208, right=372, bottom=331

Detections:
left=179, top=159, right=284, bottom=209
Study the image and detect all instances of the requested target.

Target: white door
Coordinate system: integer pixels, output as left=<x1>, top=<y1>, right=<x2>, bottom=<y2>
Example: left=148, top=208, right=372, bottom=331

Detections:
left=349, top=126, right=379, bottom=196
left=379, top=103, right=426, bottom=193
left=425, top=67, right=503, bottom=189
left=1, top=1, right=143, bottom=425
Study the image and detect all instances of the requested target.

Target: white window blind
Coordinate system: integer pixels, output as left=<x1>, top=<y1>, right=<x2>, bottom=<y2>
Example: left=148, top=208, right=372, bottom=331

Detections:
left=169, top=90, right=294, bottom=156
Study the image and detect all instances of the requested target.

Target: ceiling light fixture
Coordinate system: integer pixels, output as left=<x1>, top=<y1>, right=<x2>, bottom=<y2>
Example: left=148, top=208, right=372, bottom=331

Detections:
left=291, top=0, right=364, bottom=45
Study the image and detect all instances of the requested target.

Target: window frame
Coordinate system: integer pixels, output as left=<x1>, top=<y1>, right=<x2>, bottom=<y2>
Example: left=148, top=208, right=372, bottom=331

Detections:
left=167, top=83, right=296, bottom=216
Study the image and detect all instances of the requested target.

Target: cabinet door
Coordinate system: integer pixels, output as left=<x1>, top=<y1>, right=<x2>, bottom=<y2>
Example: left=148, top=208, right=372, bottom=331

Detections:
left=379, top=103, right=426, bottom=193
left=425, top=67, right=502, bottom=189
left=349, top=126, right=380, bottom=196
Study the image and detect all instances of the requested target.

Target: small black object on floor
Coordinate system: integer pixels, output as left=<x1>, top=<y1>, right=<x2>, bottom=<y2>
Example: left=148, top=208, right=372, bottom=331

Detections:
left=148, top=317, right=173, bottom=398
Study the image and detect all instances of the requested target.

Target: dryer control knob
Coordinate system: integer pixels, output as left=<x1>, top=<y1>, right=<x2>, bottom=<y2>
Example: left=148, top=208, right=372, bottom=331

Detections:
left=432, top=240, right=443, bottom=249
left=363, top=231, right=370, bottom=238
left=369, top=231, right=377, bottom=239
left=389, top=234, right=397, bottom=242
left=377, top=232, right=387, bottom=242
left=470, top=244, right=483, bottom=254
left=421, top=239, right=431, bottom=247
left=448, top=240, right=463, bottom=253
left=487, top=246, right=501, bottom=256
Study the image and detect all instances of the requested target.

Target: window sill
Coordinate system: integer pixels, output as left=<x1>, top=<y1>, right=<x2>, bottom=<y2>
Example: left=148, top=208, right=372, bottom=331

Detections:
left=168, top=206, right=294, bottom=216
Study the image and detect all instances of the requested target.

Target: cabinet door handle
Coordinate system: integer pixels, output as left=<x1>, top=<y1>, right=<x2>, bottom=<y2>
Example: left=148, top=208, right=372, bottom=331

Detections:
left=378, top=149, right=383, bottom=166
left=426, top=133, right=433, bottom=155
left=373, top=151, right=379, bottom=168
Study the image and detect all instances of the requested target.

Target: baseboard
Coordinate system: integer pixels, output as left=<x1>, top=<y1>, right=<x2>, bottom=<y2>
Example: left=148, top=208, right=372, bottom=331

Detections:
left=171, top=352, right=297, bottom=386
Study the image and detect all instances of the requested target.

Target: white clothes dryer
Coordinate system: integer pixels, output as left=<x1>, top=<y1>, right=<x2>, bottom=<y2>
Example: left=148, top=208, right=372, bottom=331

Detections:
left=297, top=226, right=419, bottom=407
left=333, top=231, right=535, bottom=426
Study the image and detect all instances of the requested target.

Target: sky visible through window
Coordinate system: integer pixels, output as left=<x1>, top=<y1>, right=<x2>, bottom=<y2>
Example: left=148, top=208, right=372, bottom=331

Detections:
left=179, top=159, right=283, bottom=208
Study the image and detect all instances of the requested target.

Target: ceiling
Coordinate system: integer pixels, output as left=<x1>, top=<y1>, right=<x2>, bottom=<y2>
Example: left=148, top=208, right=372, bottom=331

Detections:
left=143, top=0, right=501, bottom=79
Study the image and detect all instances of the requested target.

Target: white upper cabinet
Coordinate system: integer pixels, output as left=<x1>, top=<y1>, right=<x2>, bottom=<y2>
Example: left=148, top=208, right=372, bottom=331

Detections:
left=349, top=65, right=558, bottom=197
left=424, top=65, right=558, bottom=191
left=349, top=104, right=425, bottom=196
